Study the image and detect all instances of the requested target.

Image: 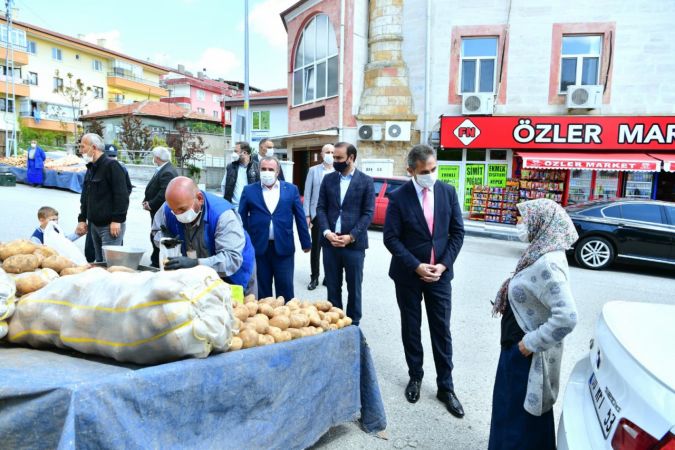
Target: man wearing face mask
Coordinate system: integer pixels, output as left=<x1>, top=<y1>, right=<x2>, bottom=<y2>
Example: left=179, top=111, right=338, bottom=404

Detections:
left=76, top=133, right=130, bottom=263
left=253, top=138, right=285, bottom=181
left=152, top=176, right=257, bottom=295
left=383, top=144, right=465, bottom=418
left=221, top=142, right=259, bottom=208
left=303, top=143, right=335, bottom=290
left=142, top=146, right=178, bottom=267
left=238, top=157, right=311, bottom=301
left=316, top=142, right=374, bottom=326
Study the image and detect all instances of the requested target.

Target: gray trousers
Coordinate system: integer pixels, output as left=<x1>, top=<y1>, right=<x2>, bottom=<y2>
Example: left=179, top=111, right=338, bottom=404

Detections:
left=91, top=222, right=127, bottom=263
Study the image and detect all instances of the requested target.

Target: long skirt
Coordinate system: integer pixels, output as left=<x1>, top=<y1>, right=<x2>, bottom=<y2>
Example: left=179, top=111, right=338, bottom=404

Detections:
left=26, top=161, right=44, bottom=185
left=488, top=343, right=556, bottom=450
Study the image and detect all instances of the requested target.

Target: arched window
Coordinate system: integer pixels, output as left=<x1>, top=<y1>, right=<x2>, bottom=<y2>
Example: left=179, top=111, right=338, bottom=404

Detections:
left=293, top=14, right=338, bottom=106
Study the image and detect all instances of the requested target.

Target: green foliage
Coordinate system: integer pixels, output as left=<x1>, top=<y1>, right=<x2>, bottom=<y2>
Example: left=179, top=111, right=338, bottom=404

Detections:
left=187, top=163, right=202, bottom=183
left=86, top=118, right=104, bottom=137
left=18, top=123, right=67, bottom=150
left=189, top=121, right=224, bottom=134
left=151, top=135, right=168, bottom=147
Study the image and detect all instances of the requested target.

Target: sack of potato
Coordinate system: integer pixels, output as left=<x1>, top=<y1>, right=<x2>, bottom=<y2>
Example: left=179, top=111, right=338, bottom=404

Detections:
left=227, top=296, right=353, bottom=352
left=0, top=268, right=17, bottom=338
left=8, top=266, right=234, bottom=364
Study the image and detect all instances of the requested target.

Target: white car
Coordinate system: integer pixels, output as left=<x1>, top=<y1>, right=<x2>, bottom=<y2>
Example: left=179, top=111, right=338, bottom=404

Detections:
left=558, top=301, right=675, bottom=450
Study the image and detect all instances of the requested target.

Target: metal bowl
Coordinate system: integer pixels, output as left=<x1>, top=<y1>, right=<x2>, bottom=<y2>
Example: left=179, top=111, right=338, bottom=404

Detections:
left=102, top=246, right=145, bottom=270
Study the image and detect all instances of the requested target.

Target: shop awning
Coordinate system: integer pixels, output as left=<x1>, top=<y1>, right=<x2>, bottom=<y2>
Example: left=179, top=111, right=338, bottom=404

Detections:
left=648, top=153, right=675, bottom=172
left=516, top=152, right=662, bottom=172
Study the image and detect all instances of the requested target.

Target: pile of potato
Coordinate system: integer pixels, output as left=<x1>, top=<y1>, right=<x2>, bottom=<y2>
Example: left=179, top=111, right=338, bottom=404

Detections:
left=228, top=296, right=353, bottom=351
left=0, top=155, right=27, bottom=167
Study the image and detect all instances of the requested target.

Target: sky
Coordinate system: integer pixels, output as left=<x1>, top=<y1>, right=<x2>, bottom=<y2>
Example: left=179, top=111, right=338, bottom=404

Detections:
left=12, top=0, right=297, bottom=90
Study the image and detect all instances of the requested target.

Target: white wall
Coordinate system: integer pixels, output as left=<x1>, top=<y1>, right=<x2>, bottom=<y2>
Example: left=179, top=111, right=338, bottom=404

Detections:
left=230, top=102, right=289, bottom=148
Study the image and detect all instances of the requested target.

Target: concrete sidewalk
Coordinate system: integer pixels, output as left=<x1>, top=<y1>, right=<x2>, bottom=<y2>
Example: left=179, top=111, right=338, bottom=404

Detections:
left=462, top=217, right=519, bottom=241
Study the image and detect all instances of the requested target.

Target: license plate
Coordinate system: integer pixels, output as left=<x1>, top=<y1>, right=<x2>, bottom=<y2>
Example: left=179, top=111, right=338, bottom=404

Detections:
left=589, top=372, right=618, bottom=439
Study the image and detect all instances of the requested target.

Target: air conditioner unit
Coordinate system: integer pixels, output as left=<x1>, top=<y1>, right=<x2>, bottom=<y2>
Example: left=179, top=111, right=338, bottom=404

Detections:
left=461, top=93, right=494, bottom=115
left=566, top=85, right=603, bottom=109
left=358, top=124, right=383, bottom=141
left=385, top=121, right=411, bottom=141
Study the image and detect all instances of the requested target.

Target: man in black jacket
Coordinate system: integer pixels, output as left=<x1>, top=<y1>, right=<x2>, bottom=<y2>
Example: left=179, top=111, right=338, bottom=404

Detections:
left=76, top=133, right=130, bottom=263
left=221, top=141, right=259, bottom=207
left=142, top=146, right=178, bottom=267
left=252, top=138, right=284, bottom=181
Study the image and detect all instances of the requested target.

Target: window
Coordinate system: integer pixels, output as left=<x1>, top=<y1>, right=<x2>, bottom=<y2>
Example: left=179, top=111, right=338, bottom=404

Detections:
left=28, top=72, right=38, bottom=85
left=213, top=110, right=219, bottom=119
left=293, top=14, right=338, bottom=105
left=466, top=149, right=487, bottom=161
left=666, top=206, right=675, bottom=225
left=621, top=204, right=663, bottom=224
left=0, top=98, right=14, bottom=113
left=489, top=150, right=507, bottom=160
left=602, top=205, right=622, bottom=219
left=460, top=37, right=498, bottom=94
left=372, top=180, right=384, bottom=198
left=52, top=47, right=63, bottom=61
left=560, top=35, right=602, bottom=93
left=0, top=25, right=27, bottom=49
left=112, top=93, right=125, bottom=103
left=94, top=86, right=104, bottom=99
left=0, top=66, right=21, bottom=78
left=252, top=111, right=270, bottom=130
left=197, top=107, right=206, bottom=114
left=53, top=77, right=63, bottom=91
left=384, top=181, right=405, bottom=198
left=92, top=60, right=103, bottom=71
left=197, top=89, right=205, bottom=100
left=213, top=94, right=220, bottom=102
left=27, top=41, right=37, bottom=54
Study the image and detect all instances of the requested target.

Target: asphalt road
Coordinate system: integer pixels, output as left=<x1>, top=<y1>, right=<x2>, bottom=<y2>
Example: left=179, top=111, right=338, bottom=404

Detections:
left=1, top=183, right=674, bottom=449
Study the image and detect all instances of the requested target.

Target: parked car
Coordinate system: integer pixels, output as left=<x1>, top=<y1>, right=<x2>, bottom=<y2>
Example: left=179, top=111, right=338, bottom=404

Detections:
left=557, top=301, right=675, bottom=450
left=371, top=176, right=409, bottom=226
left=565, top=199, right=675, bottom=270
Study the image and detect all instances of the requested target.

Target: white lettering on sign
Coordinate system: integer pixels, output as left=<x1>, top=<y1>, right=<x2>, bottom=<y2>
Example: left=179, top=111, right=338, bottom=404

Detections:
left=526, top=158, right=658, bottom=171
left=513, top=118, right=603, bottom=145
left=618, top=123, right=675, bottom=144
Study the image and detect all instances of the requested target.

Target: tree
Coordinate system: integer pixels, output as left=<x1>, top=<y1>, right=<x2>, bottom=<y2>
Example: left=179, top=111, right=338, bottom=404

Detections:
left=169, top=125, right=209, bottom=171
left=53, top=70, right=96, bottom=144
left=119, top=115, right=152, bottom=163
left=86, top=118, right=104, bottom=137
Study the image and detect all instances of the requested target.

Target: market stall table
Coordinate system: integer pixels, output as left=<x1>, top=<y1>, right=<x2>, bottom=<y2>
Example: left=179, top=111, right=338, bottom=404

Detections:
left=0, top=326, right=386, bottom=450
left=0, top=164, right=85, bottom=193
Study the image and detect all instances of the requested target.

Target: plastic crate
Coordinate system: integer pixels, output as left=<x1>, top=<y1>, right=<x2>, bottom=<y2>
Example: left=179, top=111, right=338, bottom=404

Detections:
left=0, top=173, right=16, bottom=187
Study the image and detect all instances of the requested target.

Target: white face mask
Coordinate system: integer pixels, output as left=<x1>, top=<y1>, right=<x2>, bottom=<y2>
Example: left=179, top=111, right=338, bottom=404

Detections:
left=323, top=154, right=334, bottom=165
left=82, top=153, right=93, bottom=164
left=265, top=147, right=274, bottom=157
left=516, top=222, right=529, bottom=242
left=260, top=171, right=277, bottom=187
left=174, top=207, right=198, bottom=224
left=31, top=143, right=37, bottom=148
left=416, top=171, right=437, bottom=189
left=231, top=152, right=240, bottom=162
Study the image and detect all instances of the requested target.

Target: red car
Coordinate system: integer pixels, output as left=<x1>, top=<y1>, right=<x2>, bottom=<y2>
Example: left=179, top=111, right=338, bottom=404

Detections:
left=372, top=176, right=409, bottom=226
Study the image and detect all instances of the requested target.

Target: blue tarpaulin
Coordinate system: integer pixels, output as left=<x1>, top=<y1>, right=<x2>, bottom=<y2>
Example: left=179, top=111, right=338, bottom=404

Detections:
left=0, top=164, right=85, bottom=193
left=0, top=326, right=387, bottom=450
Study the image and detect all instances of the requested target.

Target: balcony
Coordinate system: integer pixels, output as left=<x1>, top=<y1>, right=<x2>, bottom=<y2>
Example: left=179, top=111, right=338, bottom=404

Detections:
left=0, top=46, right=29, bottom=65
left=20, top=116, right=72, bottom=133
left=107, top=71, right=168, bottom=97
left=0, top=76, right=30, bottom=97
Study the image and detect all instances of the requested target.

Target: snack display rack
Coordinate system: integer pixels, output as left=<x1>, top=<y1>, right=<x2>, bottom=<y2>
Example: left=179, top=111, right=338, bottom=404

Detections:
left=519, top=169, right=566, bottom=204
left=468, top=183, right=520, bottom=224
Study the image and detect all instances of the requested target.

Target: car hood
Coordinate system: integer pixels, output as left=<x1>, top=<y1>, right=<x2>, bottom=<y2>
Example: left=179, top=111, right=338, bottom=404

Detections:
left=602, top=301, right=675, bottom=392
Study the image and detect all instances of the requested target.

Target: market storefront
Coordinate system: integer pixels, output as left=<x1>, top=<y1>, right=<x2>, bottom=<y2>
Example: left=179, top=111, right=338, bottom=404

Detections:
left=439, top=116, right=675, bottom=214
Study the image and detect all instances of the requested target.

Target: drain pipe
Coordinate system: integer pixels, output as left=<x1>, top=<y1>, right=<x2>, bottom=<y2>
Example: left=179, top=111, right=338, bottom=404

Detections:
left=338, top=0, right=346, bottom=141
left=423, top=0, right=431, bottom=146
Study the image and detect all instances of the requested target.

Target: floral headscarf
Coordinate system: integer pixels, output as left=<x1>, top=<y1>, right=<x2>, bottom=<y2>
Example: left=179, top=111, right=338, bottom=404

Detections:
left=493, top=198, right=579, bottom=316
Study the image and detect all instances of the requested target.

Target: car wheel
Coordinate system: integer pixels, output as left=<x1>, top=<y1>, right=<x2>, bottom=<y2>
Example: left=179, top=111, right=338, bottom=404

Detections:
left=575, top=237, right=615, bottom=270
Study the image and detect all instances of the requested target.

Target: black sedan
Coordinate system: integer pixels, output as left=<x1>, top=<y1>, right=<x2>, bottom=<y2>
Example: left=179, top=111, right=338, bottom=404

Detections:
left=565, top=199, right=675, bottom=270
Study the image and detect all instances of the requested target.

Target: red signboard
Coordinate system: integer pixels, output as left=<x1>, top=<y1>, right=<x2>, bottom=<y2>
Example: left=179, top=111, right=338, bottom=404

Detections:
left=518, top=152, right=661, bottom=172
left=440, top=116, right=675, bottom=151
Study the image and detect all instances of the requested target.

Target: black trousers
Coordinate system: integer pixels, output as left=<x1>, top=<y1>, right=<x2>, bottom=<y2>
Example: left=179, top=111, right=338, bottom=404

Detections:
left=84, top=227, right=95, bottom=263
left=322, top=243, right=364, bottom=325
left=310, top=217, right=321, bottom=280
left=395, top=272, right=454, bottom=392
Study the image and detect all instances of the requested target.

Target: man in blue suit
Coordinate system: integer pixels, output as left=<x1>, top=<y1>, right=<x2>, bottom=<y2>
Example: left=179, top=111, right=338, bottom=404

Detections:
left=239, top=156, right=311, bottom=301
left=383, top=144, right=465, bottom=418
left=317, top=142, right=374, bottom=326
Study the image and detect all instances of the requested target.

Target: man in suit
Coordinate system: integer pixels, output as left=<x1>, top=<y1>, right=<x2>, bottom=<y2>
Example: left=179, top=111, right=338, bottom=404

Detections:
left=253, top=138, right=285, bottom=181
left=143, top=146, right=178, bottom=267
left=383, top=144, right=465, bottom=418
left=317, top=142, right=374, bottom=326
left=239, top=156, right=311, bottom=300
left=303, top=144, right=335, bottom=290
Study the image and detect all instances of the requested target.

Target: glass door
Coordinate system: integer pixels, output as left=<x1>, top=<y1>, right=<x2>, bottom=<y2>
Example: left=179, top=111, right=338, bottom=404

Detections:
left=624, top=172, right=654, bottom=199
left=594, top=171, right=619, bottom=200
left=568, top=170, right=592, bottom=204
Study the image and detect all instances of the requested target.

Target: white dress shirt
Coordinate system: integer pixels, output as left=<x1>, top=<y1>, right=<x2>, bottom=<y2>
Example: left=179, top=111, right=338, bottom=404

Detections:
left=412, top=177, right=435, bottom=212
left=262, top=180, right=281, bottom=240
left=334, top=168, right=355, bottom=234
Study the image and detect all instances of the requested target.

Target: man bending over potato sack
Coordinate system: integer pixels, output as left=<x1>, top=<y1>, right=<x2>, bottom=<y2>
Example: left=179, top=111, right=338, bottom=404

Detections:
left=152, top=176, right=258, bottom=296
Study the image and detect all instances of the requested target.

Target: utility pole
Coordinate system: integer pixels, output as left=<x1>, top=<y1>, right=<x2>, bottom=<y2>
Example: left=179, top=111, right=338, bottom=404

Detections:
left=4, top=0, right=17, bottom=157
left=243, top=0, right=251, bottom=143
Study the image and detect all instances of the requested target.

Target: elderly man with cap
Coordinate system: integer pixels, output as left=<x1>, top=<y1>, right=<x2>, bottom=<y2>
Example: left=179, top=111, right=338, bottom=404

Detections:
left=152, top=176, right=257, bottom=295
left=142, top=146, right=178, bottom=267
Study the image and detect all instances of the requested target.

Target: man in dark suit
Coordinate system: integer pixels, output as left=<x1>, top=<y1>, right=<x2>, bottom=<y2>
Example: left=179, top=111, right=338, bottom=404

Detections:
left=239, top=156, right=311, bottom=300
left=317, top=142, right=374, bottom=326
left=142, top=146, right=178, bottom=267
left=383, top=144, right=465, bottom=418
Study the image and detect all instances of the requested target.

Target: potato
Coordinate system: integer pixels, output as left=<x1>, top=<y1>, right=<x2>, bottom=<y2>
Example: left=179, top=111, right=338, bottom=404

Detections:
left=258, top=303, right=274, bottom=319
left=246, top=314, right=269, bottom=334
left=289, top=313, right=309, bottom=329
left=3, top=254, right=40, bottom=274
left=287, top=328, right=303, bottom=339
left=328, top=324, right=339, bottom=331
left=14, top=273, right=49, bottom=296
left=300, top=326, right=315, bottom=337
left=228, top=336, right=243, bottom=351
left=32, top=253, right=45, bottom=267
left=286, top=299, right=301, bottom=310
left=244, top=294, right=256, bottom=304
left=233, top=305, right=249, bottom=322
left=315, top=300, right=333, bottom=312
left=0, top=240, right=38, bottom=260
left=273, top=296, right=285, bottom=308
left=269, top=315, right=290, bottom=330
left=33, top=246, right=58, bottom=259
left=319, top=320, right=330, bottom=331
left=270, top=328, right=291, bottom=343
left=268, top=325, right=281, bottom=335
left=239, top=328, right=258, bottom=349
left=60, top=266, right=90, bottom=276
left=336, top=319, right=346, bottom=328
left=107, top=265, right=135, bottom=273
left=232, top=318, right=243, bottom=332
left=245, top=302, right=258, bottom=317
left=273, top=306, right=291, bottom=317
left=308, top=313, right=322, bottom=327
left=330, top=307, right=346, bottom=319
left=258, top=297, right=275, bottom=305
left=258, top=334, right=275, bottom=346
left=315, top=326, right=324, bottom=334
left=42, top=255, right=76, bottom=273
left=325, top=312, right=341, bottom=324
left=344, top=317, right=353, bottom=326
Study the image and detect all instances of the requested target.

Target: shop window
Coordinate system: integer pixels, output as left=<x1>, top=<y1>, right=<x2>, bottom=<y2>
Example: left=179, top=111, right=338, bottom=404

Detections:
left=489, top=149, right=507, bottom=160
left=593, top=171, right=618, bottom=200
left=439, top=148, right=462, bottom=161
left=466, top=149, right=486, bottom=161
left=460, top=37, right=498, bottom=94
left=621, top=203, right=663, bottom=224
left=293, top=14, right=339, bottom=106
left=568, top=170, right=593, bottom=204
left=560, top=35, right=602, bottom=93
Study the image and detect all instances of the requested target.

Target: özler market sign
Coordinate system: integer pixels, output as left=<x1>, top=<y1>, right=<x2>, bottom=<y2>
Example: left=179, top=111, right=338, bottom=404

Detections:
left=440, top=116, right=675, bottom=150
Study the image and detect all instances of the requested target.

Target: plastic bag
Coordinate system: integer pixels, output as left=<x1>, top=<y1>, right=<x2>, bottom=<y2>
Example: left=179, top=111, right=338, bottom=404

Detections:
left=0, top=321, right=7, bottom=339
left=8, top=265, right=234, bottom=364
left=0, top=268, right=17, bottom=322
left=43, top=221, right=87, bottom=266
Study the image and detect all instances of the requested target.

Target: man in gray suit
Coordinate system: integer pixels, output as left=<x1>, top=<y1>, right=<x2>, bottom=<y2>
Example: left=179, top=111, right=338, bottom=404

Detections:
left=303, top=143, right=334, bottom=290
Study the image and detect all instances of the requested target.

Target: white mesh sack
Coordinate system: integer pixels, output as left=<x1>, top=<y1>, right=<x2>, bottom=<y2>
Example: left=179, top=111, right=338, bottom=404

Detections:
left=0, top=268, right=17, bottom=338
left=8, top=266, right=233, bottom=364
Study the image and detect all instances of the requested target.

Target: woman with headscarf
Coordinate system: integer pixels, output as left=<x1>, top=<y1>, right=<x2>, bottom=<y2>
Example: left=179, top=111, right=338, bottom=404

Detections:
left=488, top=198, right=579, bottom=450
left=26, top=139, right=46, bottom=187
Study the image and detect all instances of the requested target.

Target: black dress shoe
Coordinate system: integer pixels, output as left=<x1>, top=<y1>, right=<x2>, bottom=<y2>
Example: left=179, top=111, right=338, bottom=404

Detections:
left=307, top=279, right=318, bottom=290
left=437, top=390, right=464, bottom=418
left=405, top=378, right=422, bottom=403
